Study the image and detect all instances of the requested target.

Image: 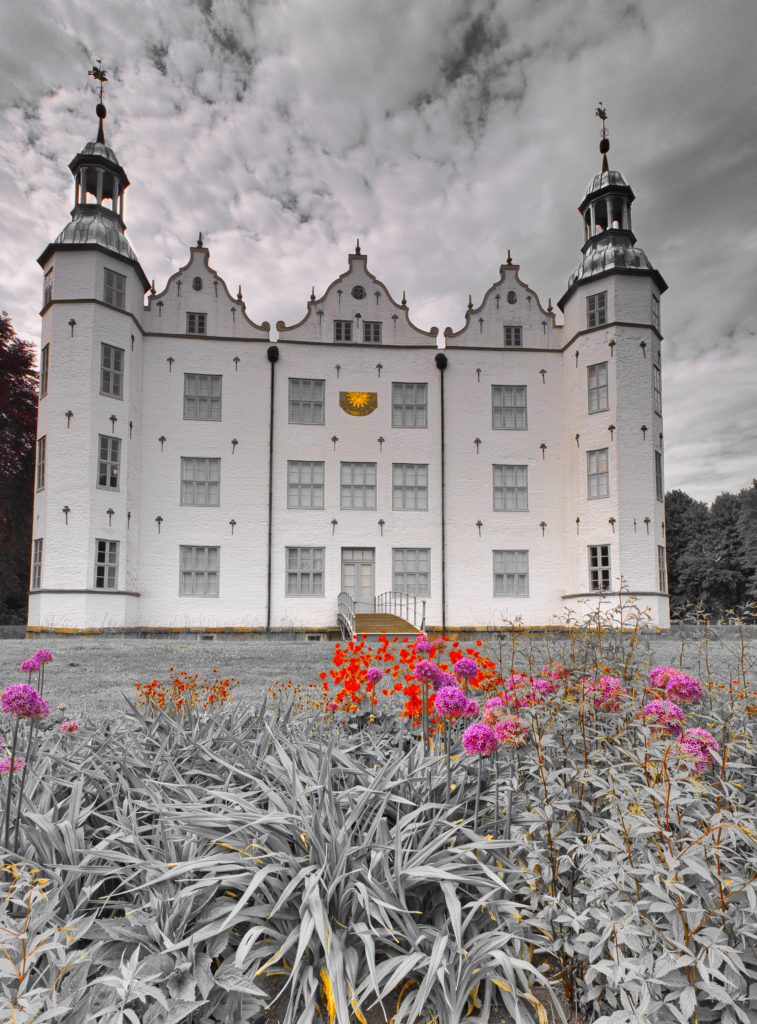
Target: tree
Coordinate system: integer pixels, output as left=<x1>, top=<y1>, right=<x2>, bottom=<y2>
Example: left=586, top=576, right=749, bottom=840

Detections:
left=737, top=480, right=757, bottom=601
left=664, top=489, right=709, bottom=614
left=0, top=312, right=38, bottom=620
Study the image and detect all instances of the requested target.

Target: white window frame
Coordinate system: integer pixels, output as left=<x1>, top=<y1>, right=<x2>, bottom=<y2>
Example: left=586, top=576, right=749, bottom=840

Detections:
left=493, top=550, right=529, bottom=597
left=94, top=539, right=119, bottom=590
left=97, top=435, right=121, bottom=490
left=103, top=267, right=126, bottom=309
left=334, top=320, right=352, bottom=342
left=492, top=385, right=527, bottom=430
left=392, top=463, right=428, bottom=510
left=363, top=321, right=382, bottom=344
left=286, top=546, right=325, bottom=596
left=288, top=378, right=325, bottom=425
left=36, top=436, right=46, bottom=491
left=587, top=290, right=607, bottom=328
left=587, top=361, right=609, bottom=413
left=340, top=462, right=377, bottom=510
left=392, top=548, right=430, bottom=596
left=180, top=457, right=221, bottom=506
left=187, top=312, right=208, bottom=335
left=655, top=450, right=664, bottom=501
left=184, top=373, right=222, bottom=421
left=40, top=344, right=49, bottom=398
left=287, top=461, right=324, bottom=509
left=179, top=545, right=220, bottom=597
left=587, top=448, right=609, bottom=499
left=493, top=465, right=528, bottom=511
left=588, top=544, right=611, bottom=591
left=43, top=268, right=53, bottom=307
left=658, top=545, right=667, bottom=592
left=392, top=382, right=427, bottom=428
left=100, top=343, right=124, bottom=399
left=504, top=326, right=522, bottom=347
left=653, top=364, right=662, bottom=416
left=31, top=538, right=43, bottom=590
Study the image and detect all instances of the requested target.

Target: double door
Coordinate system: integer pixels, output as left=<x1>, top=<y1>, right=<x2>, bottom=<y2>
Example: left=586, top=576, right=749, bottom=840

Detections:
left=341, top=548, right=375, bottom=612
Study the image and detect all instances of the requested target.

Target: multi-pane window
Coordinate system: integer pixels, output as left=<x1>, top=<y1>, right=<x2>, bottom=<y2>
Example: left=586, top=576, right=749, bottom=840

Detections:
left=334, top=320, right=352, bottom=342
left=363, top=321, right=382, bottom=344
left=31, top=539, right=43, bottom=590
left=97, top=435, right=121, bottom=489
left=392, top=548, right=430, bottom=596
left=100, top=343, right=124, bottom=398
left=655, top=450, right=664, bottom=501
left=492, top=385, right=527, bottom=429
left=652, top=294, right=660, bottom=331
left=588, top=545, right=611, bottom=591
left=184, top=374, right=222, bottom=420
left=180, top=545, right=220, bottom=596
left=103, top=268, right=126, bottom=309
left=340, top=462, right=377, bottom=509
left=181, top=457, right=221, bottom=506
left=653, top=365, right=662, bottom=416
left=587, top=361, right=609, bottom=413
left=392, top=463, right=428, bottom=510
left=493, top=465, right=528, bottom=511
left=43, top=268, right=53, bottom=307
left=40, top=345, right=49, bottom=398
left=36, top=436, right=46, bottom=490
left=287, top=461, right=324, bottom=509
left=289, top=378, right=325, bottom=425
left=504, top=326, right=522, bottom=347
left=587, top=448, right=609, bottom=499
left=493, top=550, right=529, bottom=597
left=94, top=539, right=119, bottom=590
left=587, top=291, right=607, bottom=327
left=187, top=312, right=207, bottom=335
left=658, top=546, right=668, bottom=592
left=392, top=383, right=427, bottom=428
left=286, top=546, right=325, bottom=596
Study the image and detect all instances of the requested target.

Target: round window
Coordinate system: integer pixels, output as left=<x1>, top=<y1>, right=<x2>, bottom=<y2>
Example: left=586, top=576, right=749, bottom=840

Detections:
left=507, top=290, right=517, bottom=304
left=351, top=285, right=366, bottom=300
left=192, top=276, right=203, bottom=291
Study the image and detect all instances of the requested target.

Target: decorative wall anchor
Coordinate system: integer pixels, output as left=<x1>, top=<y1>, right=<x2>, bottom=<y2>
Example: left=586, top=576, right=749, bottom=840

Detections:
left=167, top=357, right=174, bottom=372
left=213, top=280, right=218, bottom=297
left=659, top=432, right=663, bottom=450
left=644, top=516, right=651, bottom=534
left=539, top=369, right=547, bottom=383
left=474, top=437, right=481, bottom=454
left=158, top=436, right=166, bottom=451
left=331, top=519, right=338, bottom=535
left=661, top=521, right=666, bottom=535
left=608, top=424, right=616, bottom=441
left=176, top=280, right=182, bottom=296
left=157, top=301, right=163, bottom=318
left=233, top=356, right=240, bottom=371
left=539, top=521, right=547, bottom=536
left=62, top=505, right=71, bottom=525
left=229, top=519, right=237, bottom=535
left=231, top=439, right=238, bottom=454
left=575, top=350, right=580, bottom=366
left=127, top=511, right=131, bottom=529
left=109, top=414, right=117, bottom=433
left=335, top=364, right=341, bottom=379
left=609, top=517, right=616, bottom=533
left=131, top=334, right=135, bottom=351
left=68, top=319, right=76, bottom=337
left=392, top=313, right=399, bottom=323
left=331, top=436, right=339, bottom=451
left=230, top=307, right=236, bottom=323
left=317, top=310, right=324, bottom=321
left=65, top=410, right=74, bottom=428
left=641, top=424, right=648, bottom=440
left=376, top=363, right=383, bottom=378
left=155, top=515, right=163, bottom=534
left=378, top=519, right=385, bottom=536
left=495, top=294, right=501, bottom=310
left=576, top=517, right=580, bottom=534
left=374, top=290, right=381, bottom=305
left=479, top=317, right=484, bottom=332
left=476, top=368, right=481, bottom=382
left=633, top=517, right=637, bottom=533
left=542, top=320, right=547, bottom=335
left=609, top=339, right=616, bottom=356
left=476, top=520, right=483, bottom=536
left=575, top=433, right=580, bottom=447
left=640, top=340, right=647, bottom=358
left=129, top=420, right=133, bottom=439
left=377, top=436, right=385, bottom=451
left=106, top=508, right=114, bottom=526
left=540, top=443, right=547, bottom=459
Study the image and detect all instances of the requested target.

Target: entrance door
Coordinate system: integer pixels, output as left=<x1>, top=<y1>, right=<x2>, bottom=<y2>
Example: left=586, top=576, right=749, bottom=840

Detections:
left=341, top=548, right=375, bottom=613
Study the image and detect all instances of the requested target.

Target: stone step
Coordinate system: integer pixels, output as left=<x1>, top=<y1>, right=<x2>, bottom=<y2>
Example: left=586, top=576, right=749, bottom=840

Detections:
left=353, top=613, right=420, bottom=637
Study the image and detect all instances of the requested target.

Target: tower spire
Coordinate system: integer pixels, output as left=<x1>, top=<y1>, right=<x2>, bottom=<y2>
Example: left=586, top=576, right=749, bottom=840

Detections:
left=595, top=102, right=609, bottom=172
left=88, top=60, right=109, bottom=144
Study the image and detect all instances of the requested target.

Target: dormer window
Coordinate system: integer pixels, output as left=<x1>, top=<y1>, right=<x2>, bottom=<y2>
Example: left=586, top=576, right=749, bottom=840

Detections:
left=334, top=320, right=352, bottom=342
left=187, top=312, right=207, bottom=335
left=363, top=321, right=382, bottom=344
left=504, top=326, right=522, bottom=348
left=103, top=268, right=126, bottom=310
left=587, top=291, right=607, bottom=328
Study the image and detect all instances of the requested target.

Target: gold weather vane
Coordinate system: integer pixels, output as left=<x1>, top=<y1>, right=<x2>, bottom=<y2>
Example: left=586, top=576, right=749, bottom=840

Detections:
left=88, top=59, right=109, bottom=143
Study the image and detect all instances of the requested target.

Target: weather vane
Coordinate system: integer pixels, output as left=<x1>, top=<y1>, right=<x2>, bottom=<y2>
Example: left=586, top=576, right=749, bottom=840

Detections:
left=88, top=59, right=109, bottom=142
left=595, top=102, right=608, bottom=140
left=595, top=102, right=610, bottom=168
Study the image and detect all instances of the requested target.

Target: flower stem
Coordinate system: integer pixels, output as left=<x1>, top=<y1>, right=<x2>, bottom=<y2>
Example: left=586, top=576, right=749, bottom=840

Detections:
left=2, top=716, right=21, bottom=851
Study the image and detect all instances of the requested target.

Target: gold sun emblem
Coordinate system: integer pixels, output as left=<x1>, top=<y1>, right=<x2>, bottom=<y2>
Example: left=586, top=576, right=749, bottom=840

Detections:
left=346, top=391, right=370, bottom=408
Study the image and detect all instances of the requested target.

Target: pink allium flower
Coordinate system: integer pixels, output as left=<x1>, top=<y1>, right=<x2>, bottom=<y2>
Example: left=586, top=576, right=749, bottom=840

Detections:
left=413, top=635, right=434, bottom=656
left=432, top=670, right=456, bottom=691
left=414, top=660, right=438, bottom=685
left=462, top=722, right=498, bottom=756
left=649, top=665, right=679, bottom=689
left=462, top=698, right=480, bottom=717
left=0, top=756, right=26, bottom=774
left=20, top=657, right=41, bottom=674
left=366, top=667, right=383, bottom=684
left=34, top=650, right=55, bottom=665
left=325, top=702, right=338, bottom=713
left=664, top=673, right=702, bottom=704
left=59, top=720, right=79, bottom=733
left=1, top=684, right=50, bottom=720
left=642, top=698, right=685, bottom=736
left=679, top=727, right=719, bottom=775
left=587, top=675, right=626, bottom=711
left=434, top=685, right=469, bottom=718
left=492, top=715, right=528, bottom=747
left=454, top=657, right=479, bottom=681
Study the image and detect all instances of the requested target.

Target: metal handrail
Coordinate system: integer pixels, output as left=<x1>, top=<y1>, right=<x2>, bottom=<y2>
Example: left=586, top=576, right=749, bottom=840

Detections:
left=336, top=591, right=356, bottom=640
left=373, top=591, right=426, bottom=631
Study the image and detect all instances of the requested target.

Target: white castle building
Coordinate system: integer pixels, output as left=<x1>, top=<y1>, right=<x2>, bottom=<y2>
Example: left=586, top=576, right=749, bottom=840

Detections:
left=28, top=99, right=670, bottom=635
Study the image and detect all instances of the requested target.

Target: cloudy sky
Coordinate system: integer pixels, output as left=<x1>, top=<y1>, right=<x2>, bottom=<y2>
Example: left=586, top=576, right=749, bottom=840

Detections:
left=1, top=0, right=755, bottom=502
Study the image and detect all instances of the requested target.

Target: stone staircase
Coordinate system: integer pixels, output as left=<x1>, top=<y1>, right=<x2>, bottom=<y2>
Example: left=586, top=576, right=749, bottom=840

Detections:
left=353, top=612, right=421, bottom=640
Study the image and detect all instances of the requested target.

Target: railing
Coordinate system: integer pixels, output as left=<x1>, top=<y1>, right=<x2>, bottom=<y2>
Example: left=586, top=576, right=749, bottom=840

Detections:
left=374, top=591, right=426, bottom=632
left=336, top=591, right=356, bottom=641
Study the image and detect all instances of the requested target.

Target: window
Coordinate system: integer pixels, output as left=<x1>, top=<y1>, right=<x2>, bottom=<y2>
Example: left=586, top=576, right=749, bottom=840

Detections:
left=103, top=268, right=126, bottom=309
left=340, top=462, right=377, bottom=509
left=658, top=545, right=668, bottom=592
left=655, top=450, right=664, bottom=501
left=31, top=539, right=43, bottom=590
left=587, top=291, right=607, bottom=327
left=392, top=548, right=430, bottom=596
left=187, top=312, right=207, bottom=335
left=652, top=294, right=660, bottom=332
left=94, top=539, right=119, bottom=590
left=588, top=545, right=611, bottom=591
left=286, top=546, right=325, bottom=596
left=334, top=320, right=352, bottom=342
left=184, top=374, right=221, bottom=420
left=97, top=435, right=121, bottom=489
left=100, top=343, right=124, bottom=398
left=43, top=268, right=53, bottom=307
left=288, top=461, right=324, bottom=509
left=587, top=361, right=609, bottom=413
left=493, top=465, right=528, bottom=511
left=587, top=448, right=609, bottom=499
left=36, top=436, right=46, bottom=490
left=392, top=383, right=427, bottom=428
left=504, top=326, right=522, bottom=347
left=289, top=378, right=325, bottom=425
left=180, top=545, right=220, bottom=596
left=492, top=385, right=527, bottom=430
left=493, top=550, right=529, bottom=596
left=653, top=365, right=662, bottom=416
left=392, top=463, right=428, bottom=510
left=40, top=345, right=49, bottom=398
left=363, top=321, right=382, bottom=344
left=181, top=457, right=221, bottom=506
